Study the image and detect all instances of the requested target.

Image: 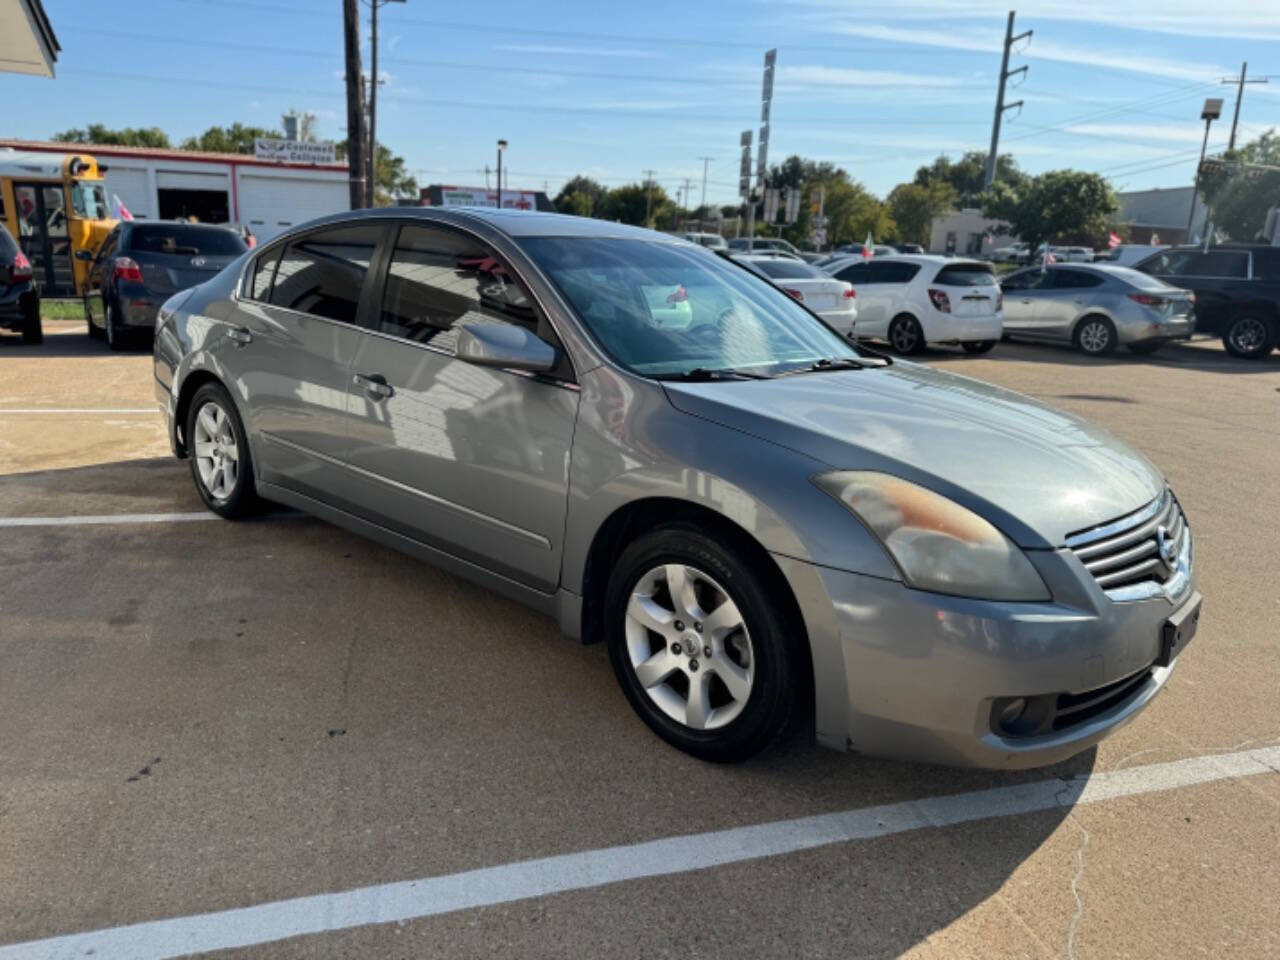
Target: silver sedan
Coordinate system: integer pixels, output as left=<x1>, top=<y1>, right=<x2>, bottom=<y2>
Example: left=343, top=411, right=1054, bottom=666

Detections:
left=154, top=209, right=1201, bottom=768
left=1000, top=263, right=1195, bottom=356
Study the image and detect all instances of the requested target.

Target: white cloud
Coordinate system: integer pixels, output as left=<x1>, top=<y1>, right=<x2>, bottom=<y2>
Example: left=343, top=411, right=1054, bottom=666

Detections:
left=495, top=44, right=666, bottom=60
left=778, top=64, right=967, bottom=89
left=1064, top=123, right=1207, bottom=144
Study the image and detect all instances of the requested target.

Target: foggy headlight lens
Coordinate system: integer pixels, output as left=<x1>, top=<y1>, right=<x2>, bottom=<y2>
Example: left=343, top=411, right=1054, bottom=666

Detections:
left=814, top=471, right=1050, bottom=602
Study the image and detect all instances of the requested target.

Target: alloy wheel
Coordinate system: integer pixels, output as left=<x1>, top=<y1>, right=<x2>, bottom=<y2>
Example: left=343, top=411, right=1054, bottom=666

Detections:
left=1079, top=320, right=1111, bottom=354
left=192, top=400, right=239, bottom=500
left=1228, top=317, right=1266, bottom=355
left=890, top=319, right=919, bottom=354
left=624, top=563, right=754, bottom=731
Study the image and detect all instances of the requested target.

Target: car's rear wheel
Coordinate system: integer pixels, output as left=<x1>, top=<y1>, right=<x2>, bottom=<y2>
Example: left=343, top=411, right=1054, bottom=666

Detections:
left=961, top=340, right=995, bottom=354
left=888, top=314, right=925, bottom=355
left=1222, top=315, right=1274, bottom=360
left=186, top=382, right=258, bottom=519
left=1073, top=315, right=1116, bottom=356
left=105, top=301, right=126, bottom=351
left=604, top=524, right=801, bottom=762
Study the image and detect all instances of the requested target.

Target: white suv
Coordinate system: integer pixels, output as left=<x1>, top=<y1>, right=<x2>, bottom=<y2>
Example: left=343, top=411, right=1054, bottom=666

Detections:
left=824, top=255, right=1003, bottom=354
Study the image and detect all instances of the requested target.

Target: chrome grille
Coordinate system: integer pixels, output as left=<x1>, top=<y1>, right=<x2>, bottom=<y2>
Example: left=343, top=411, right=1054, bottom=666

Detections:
left=1066, top=490, right=1189, bottom=598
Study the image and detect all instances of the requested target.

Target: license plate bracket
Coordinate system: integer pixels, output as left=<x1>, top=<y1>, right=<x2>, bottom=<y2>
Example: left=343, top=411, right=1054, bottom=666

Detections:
left=1157, top=591, right=1202, bottom=667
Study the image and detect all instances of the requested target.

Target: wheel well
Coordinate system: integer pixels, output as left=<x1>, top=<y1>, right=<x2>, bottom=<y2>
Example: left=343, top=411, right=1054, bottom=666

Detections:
left=172, top=371, right=223, bottom=457
left=1072, top=312, right=1114, bottom=336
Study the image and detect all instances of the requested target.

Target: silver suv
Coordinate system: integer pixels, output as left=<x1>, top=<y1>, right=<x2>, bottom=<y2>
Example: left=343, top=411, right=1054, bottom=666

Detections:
left=155, top=209, right=1201, bottom=767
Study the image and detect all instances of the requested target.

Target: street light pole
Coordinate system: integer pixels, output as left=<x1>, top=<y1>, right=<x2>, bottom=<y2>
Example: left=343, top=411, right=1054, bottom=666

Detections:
left=496, top=140, right=507, bottom=209
left=697, top=156, right=714, bottom=211
left=367, top=0, right=405, bottom=207
left=1186, top=98, right=1223, bottom=240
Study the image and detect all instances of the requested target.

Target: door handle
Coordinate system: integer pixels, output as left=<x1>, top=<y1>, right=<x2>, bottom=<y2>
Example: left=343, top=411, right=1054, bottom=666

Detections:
left=227, top=325, right=252, bottom=345
left=353, top=372, right=394, bottom=400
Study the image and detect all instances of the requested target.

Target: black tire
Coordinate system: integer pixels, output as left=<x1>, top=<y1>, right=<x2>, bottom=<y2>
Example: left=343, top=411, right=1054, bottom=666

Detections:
left=1221, top=315, right=1274, bottom=360
left=105, top=300, right=127, bottom=351
left=21, top=311, right=43, bottom=345
left=1073, top=315, right=1116, bottom=356
left=887, top=314, right=925, bottom=355
left=1127, top=341, right=1163, bottom=355
left=961, top=340, right=996, bottom=355
left=185, top=382, right=259, bottom=519
left=604, top=523, right=802, bottom=762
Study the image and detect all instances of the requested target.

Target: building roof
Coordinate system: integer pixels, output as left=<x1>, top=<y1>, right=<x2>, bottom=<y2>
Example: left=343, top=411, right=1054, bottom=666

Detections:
left=1116, top=186, right=1202, bottom=230
left=0, top=0, right=59, bottom=77
left=0, top=139, right=348, bottom=171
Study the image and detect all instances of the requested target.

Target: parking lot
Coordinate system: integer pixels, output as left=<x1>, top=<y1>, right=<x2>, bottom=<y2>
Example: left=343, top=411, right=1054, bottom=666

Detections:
left=2, top=319, right=1279, bottom=959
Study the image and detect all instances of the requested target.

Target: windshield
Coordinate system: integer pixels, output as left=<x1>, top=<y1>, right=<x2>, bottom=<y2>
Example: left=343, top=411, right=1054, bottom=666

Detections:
left=934, top=264, right=997, bottom=286
left=520, top=236, right=859, bottom=377
left=128, top=224, right=248, bottom=256
left=70, top=181, right=110, bottom=220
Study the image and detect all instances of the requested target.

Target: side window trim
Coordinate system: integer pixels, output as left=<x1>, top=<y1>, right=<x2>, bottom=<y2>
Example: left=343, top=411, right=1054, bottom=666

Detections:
left=245, top=244, right=283, bottom=302
left=262, top=223, right=385, bottom=327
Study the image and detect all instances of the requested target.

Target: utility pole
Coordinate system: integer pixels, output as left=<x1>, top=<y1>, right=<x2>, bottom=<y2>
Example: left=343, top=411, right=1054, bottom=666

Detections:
left=984, top=11, right=1031, bottom=192
left=683, top=176, right=693, bottom=227
left=643, top=169, right=657, bottom=225
left=697, top=156, right=714, bottom=210
left=1222, top=62, right=1270, bottom=151
left=342, top=0, right=368, bottom=209
left=367, top=0, right=404, bottom=206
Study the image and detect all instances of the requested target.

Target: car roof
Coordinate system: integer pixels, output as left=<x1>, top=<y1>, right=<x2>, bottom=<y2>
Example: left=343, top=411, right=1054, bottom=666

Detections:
left=286, top=206, right=687, bottom=242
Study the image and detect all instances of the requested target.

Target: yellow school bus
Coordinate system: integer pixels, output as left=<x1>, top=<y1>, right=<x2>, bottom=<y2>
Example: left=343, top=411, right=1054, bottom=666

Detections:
left=0, top=151, right=117, bottom=296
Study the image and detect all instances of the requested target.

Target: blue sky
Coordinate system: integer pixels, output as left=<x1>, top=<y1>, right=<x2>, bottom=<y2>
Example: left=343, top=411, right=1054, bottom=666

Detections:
left=10, top=0, right=1280, bottom=206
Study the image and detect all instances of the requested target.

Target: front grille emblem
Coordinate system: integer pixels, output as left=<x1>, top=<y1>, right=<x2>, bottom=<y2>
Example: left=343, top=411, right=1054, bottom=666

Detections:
left=1156, top=525, right=1179, bottom=571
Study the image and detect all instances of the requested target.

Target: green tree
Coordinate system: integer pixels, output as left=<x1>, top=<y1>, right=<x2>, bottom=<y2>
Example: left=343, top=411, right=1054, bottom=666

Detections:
left=52, top=124, right=171, bottom=148
left=334, top=141, right=416, bottom=206
left=181, top=123, right=283, bottom=154
left=1197, top=128, right=1280, bottom=241
left=983, top=169, right=1117, bottom=251
left=553, top=176, right=609, bottom=216
left=599, top=182, right=670, bottom=226
left=887, top=181, right=957, bottom=246
left=915, top=151, right=1025, bottom=208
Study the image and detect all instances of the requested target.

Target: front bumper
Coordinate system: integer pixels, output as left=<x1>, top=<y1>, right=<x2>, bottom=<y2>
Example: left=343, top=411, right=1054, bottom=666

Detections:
left=155, top=376, right=179, bottom=457
left=775, top=542, right=1197, bottom=769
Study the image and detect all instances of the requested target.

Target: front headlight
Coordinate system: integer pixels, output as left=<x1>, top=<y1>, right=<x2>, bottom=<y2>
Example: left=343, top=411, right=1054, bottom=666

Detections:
left=814, top=471, right=1050, bottom=602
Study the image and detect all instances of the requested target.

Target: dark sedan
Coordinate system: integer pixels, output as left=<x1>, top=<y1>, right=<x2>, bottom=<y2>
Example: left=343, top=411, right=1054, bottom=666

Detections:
left=83, top=221, right=247, bottom=349
left=0, top=223, right=41, bottom=345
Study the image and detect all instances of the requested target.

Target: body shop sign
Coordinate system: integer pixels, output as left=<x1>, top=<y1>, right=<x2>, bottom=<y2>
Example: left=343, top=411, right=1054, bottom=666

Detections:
left=437, top=187, right=538, bottom=210
left=253, top=139, right=337, bottom=164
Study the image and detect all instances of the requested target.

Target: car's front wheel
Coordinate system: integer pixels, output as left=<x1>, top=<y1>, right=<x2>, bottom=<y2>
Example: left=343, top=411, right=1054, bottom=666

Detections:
left=888, top=314, right=925, bottom=355
left=185, top=382, right=259, bottom=519
left=605, top=524, right=802, bottom=762
left=1222, top=315, right=1274, bottom=359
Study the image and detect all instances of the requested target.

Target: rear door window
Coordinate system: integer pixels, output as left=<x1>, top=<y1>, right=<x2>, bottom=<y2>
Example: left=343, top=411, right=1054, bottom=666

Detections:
left=1183, top=251, right=1249, bottom=278
left=880, top=262, right=922, bottom=283
left=1050, top=269, right=1103, bottom=289
left=269, top=223, right=381, bottom=324
left=934, top=264, right=997, bottom=286
left=247, top=247, right=281, bottom=301
left=1251, top=248, right=1280, bottom=280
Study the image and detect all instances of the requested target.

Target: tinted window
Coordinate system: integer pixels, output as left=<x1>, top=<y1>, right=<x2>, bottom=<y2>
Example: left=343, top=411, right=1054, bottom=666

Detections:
left=880, top=262, right=921, bottom=283
left=754, top=259, right=822, bottom=280
left=1184, top=251, right=1249, bottom=278
left=1001, top=270, right=1041, bottom=291
left=1050, top=269, right=1103, bottom=289
left=380, top=224, right=539, bottom=354
left=1251, top=248, right=1280, bottom=280
left=269, top=224, right=380, bottom=323
left=127, top=224, right=247, bottom=257
left=834, top=261, right=871, bottom=283
left=934, top=264, right=996, bottom=286
left=248, top=248, right=280, bottom=301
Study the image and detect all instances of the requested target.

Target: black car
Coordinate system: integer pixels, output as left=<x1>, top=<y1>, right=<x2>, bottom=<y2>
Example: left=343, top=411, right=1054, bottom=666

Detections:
left=0, top=224, right=41, bottom=345
left=1134, top=244, right=1280, bottom=359
left=82, top=221, right=248, bottom=350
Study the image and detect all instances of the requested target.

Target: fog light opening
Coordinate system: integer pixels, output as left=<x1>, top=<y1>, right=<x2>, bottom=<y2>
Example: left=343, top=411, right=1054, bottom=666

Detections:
left=998, top=697, right=1027, bottom=729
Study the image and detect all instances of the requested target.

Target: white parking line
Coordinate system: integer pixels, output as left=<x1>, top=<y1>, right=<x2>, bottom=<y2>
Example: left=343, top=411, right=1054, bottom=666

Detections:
left=2, top=745, right=1276, bottom=960
left=0, top=408, right=156, bottom=414
left=0, top=512, right=217, bottom=527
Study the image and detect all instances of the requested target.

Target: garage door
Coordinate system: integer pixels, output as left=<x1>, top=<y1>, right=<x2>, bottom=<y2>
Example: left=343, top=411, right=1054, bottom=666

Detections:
left=156, top=169, right=230, bottom=192
left=102, top=165, right=151, bottom=219
left=238, top=174, right=348, bottom=242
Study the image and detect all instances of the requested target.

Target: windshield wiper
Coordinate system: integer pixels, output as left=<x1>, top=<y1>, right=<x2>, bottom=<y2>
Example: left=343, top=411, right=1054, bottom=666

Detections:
left=653, top=367, right=773, bottom=382
left=775, top=356, right=885, bottom=377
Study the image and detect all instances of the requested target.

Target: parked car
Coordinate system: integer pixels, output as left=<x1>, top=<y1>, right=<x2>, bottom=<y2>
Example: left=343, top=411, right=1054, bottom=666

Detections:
left=82, top=221, right=248, bottom=349
left=727, top=237, right=805, bottom=260
left=825, top=254, right=1002, bottom=354
left=1000, top=264, right=1195, bottom=356
left=992, top=241, right=1029, bottom=263
left=156, top=208, right=1200, bottom=768
left=682, top=232, right=727, bottom=250
left=1103, top=244, right=1165, bottom=267
left=733, top=253, right=858, bottom=335
left=1134, top=244, right=1280, bottom=358
left=1061, top=247, right=1095, bottom=263
left=896, top=242, right=924, bottom=255
left=0, top=223, right=41, bottom=344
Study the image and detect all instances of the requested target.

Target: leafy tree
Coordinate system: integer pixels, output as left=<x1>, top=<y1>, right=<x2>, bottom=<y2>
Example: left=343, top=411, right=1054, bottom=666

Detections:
left=181, top=123, right=283, bottom=154
left=887, top=181, right=957, bottom=246
left=553, top=176, right=609, bottom=216
left=599, top=182, right=670, bottom=226
left=335, top=141, right=416, bottom=206
left=983, top=169, right=1117, bottom=251
left=915, top=151, right=1025, bottom=208
left=1197, top=128, right=1280, bottom=241
left=758, top=155, right=893, bottom=248
left=52, top=124, right=170, bottom=148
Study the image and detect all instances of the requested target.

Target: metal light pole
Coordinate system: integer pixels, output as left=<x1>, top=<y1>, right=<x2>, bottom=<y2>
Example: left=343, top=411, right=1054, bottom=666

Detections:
left=697, top=156, right=714, bottom=211
left=1186, top=98, right=1223, bottom=240
left=496, top=139, right=507, bottom=209
left=367, top=0, right=405, bottom=207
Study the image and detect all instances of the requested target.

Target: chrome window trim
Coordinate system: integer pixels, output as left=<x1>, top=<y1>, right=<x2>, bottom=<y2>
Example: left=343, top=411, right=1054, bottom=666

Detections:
left=260, top=432, right=553, bottom=550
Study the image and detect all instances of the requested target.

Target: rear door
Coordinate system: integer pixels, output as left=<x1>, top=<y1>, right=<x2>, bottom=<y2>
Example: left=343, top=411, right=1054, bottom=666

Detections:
left=230, top=222, right=388, bottom=506
left=339, top=221, right=579, bottom=592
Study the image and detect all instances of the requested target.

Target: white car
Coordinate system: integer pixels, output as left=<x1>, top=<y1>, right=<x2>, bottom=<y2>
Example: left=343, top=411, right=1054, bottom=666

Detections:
left=825, top=255, right=1003, bottom=354
left=682, top=231, right=728, bottom=250
left=1061, top=246, right=1095, bottom=263
left=1101, top=244, right=1166, bottom=267
left=735, top=254, right=858, bottom=335
left=992, top=241, right=1030, bottom=263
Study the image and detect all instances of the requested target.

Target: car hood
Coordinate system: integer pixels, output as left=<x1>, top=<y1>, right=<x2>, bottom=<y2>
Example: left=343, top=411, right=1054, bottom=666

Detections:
left=662, top=363, right=1164, bottom=548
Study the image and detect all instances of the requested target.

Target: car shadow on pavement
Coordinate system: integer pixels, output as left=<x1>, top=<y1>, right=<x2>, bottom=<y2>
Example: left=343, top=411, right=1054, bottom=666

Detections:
left=0, top=327, right=128, bottom=358
left=921, top=338, right=1280, bottom=374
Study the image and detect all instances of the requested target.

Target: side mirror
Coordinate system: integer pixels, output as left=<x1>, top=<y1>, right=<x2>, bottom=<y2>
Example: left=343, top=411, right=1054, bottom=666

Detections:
left=456, top=322, right=556, bottom=373
left=75, top=249, right=95, bottom=262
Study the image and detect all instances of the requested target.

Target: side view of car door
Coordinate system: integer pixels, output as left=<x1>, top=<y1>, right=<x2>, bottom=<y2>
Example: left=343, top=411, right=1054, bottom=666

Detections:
left=1037, top=268, right=1105, bottom=339
left=337, top=221, right=580, bottom=594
